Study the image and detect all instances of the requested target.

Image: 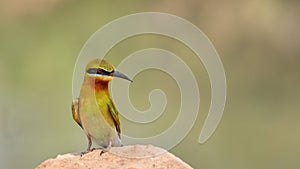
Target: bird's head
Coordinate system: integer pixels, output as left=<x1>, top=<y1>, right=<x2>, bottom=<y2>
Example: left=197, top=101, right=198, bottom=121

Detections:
left=85, top=58, right=132, bottom=82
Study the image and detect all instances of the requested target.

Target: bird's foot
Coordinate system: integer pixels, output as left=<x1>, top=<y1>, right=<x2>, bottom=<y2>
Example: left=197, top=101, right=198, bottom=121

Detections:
left=100, top=150, right=106, bottom=156
left=80, top=151, right=89, bottom=156
left=83, top=147, right=109, bottom=155
left=99, top=148, right=109, bottom=156
left=80, top=133, right=93, bottom=156
left=99, top=141, right=112, bottom=156
left=80, top=141, right=113, bottom=156
left=80, top=148, right=93, bottom=156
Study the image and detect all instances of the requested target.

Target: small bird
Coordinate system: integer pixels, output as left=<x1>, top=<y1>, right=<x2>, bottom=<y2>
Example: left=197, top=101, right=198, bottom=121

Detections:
left=72, top=58, right=132, bottom=153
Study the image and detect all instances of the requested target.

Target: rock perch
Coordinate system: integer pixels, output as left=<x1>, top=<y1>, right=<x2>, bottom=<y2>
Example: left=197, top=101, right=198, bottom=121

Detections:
left=36, top=144, right=193, bottom=169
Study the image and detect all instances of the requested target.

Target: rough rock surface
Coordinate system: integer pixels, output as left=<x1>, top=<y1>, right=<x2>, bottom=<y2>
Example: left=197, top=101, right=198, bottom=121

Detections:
left=36, top=144, right=193, bottom=169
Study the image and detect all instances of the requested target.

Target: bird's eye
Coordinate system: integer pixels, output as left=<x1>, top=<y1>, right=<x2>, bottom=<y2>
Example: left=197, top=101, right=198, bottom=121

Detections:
left=97, top=68, right=102, bottom=74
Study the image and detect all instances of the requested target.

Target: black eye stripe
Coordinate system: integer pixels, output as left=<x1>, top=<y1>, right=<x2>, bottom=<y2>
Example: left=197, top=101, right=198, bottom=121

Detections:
left=87, top=68, right=112, bottom=75
left=100, top=69, right=112, bottom=75
left=87, top=68, right=97, bottom=74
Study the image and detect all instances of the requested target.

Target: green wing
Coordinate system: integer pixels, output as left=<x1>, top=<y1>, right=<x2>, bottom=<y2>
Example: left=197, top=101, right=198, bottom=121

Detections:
left=107, top=99, right=121, bottom=138
left=72, top=98, right=82, bottom=128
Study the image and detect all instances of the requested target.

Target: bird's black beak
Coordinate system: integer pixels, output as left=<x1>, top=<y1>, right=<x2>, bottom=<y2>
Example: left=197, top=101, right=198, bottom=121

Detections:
left=110, top=71, right=133, bottom=82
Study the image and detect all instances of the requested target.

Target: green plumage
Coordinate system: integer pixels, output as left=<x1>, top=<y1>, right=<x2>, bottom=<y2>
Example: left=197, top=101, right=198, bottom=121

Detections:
left=72, top=58, right=132, bottom=151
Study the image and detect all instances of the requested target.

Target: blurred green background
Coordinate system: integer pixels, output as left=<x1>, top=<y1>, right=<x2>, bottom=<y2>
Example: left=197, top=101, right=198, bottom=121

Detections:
left=1, top=0, right=300, bottom=169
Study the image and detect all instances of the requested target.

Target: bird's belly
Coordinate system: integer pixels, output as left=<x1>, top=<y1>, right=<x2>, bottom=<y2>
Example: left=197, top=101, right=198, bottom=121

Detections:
left=79, top=101, right=121, bottom=148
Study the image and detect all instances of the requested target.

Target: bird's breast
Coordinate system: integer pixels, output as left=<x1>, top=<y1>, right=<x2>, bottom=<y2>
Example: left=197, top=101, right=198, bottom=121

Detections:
left=78, top=87, right=119, bottom=147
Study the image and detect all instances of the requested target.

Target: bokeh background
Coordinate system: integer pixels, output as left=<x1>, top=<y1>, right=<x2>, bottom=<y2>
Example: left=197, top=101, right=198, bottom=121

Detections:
left=1, top=0, right=299, bottom=169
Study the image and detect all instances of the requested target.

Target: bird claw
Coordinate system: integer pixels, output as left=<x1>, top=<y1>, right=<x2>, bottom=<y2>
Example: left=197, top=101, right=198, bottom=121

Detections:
left=100, top=141, right=112, bottom=155
left=97, top=142, right=112, bottom=156
left=80, top=141, right=112, bottom=156
left=80, top=150, right=90, bottom=157
left=99, top=147, right=110, bottom=156
left=80, top=153, right=85, bottom=157
left=80, top=148, right=94, bottom=156
left=100, top=150, right=106, bottom=156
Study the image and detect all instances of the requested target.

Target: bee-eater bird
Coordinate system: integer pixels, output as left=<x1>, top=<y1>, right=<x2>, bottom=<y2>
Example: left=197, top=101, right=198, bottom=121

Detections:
left=72, top=58, right=132, bottom=153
